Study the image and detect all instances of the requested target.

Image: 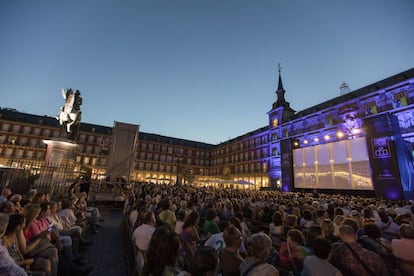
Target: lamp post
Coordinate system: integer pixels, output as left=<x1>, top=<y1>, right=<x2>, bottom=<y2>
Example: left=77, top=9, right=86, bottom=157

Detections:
left=174, top=157, right=180, bottom=185
left=172, top=149, right=183, bottom=186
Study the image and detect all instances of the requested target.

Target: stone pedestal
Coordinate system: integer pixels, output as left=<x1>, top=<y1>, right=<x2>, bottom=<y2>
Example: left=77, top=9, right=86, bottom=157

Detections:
left=35, top=139, right=78, bottom=195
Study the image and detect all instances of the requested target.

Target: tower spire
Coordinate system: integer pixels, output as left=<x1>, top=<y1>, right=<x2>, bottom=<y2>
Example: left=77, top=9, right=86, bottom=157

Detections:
left=277, top=63, right=284, bottom=91
left=275, top=63, right=287, bottom=108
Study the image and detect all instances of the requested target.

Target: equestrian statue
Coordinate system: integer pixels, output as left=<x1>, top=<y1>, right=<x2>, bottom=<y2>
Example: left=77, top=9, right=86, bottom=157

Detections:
left=56, top=88, right=82, bottom=141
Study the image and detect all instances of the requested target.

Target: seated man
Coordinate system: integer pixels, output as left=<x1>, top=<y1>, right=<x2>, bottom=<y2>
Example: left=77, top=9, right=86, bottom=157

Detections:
left=331, top=225, right=388, bottom=276
left=219, top=226, right=244, bottom=276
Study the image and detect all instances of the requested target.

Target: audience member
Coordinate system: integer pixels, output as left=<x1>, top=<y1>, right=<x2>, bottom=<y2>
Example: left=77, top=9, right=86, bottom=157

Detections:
left=391, top=224, right=414, bottom=276
left=157, top=199, right=177, bottom=231
left=240, top=232, right=279, bottom=276
left=278, top=229, right=309, bottom=272
left=3, top=213, right=51, bottom=275
left=144, top=227, right=184, bottom=276
left=191, top=245, right=219, bottom=276
left=0, top=213, right=27, bottom=275
left=301, top=236, right=342, bottom=276
left=219, top=226, right=244, bottom=276
left=203, top=208, right=220, bottom=238
left=331, top=225, right=388, bottom=276
left=132, top=210, right=156, bottom=273
left=0, top=188, right=12, bottom=204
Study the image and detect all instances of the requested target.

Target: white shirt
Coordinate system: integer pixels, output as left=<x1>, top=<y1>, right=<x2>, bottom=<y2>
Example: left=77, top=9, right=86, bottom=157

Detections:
left=132, top=224, right=155, bottom=251
left=204, top=232, right=246, bottom=254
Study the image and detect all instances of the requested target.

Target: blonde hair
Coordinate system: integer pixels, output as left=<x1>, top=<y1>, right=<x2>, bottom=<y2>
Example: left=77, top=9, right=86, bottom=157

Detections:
left=248, top=232, right=272, bottom=260
left=22, top=204, right=41, bottom=231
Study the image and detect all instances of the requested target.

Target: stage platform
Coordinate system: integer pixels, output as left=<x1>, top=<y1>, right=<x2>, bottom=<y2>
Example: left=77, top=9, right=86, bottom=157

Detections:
left=88, top=191, right=125, bottom=207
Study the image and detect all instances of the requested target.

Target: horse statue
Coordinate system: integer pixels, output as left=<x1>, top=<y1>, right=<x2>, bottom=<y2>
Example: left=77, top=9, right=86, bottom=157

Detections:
left=56, top=88, right=82, bottom=139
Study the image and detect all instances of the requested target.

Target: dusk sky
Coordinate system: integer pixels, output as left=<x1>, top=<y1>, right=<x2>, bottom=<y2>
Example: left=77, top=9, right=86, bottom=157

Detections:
left=1, top=0, right=413, bottom=144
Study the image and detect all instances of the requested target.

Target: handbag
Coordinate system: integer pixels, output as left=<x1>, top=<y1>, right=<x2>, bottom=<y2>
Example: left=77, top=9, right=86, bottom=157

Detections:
left=286, top=242, right=300, bottom=276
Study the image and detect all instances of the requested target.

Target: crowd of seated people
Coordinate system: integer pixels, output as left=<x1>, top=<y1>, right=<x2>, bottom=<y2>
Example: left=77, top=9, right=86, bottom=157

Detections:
left=124, top=183, right=414, bottom=276
left=0, top=183, right=99, bottom=276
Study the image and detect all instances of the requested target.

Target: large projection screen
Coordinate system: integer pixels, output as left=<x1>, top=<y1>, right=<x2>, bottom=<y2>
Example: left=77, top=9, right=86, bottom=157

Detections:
left=293, top=137, right=373, bottom=190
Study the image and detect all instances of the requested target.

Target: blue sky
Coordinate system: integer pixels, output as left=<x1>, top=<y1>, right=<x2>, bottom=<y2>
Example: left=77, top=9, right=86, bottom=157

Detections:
left=1, top=0, right=413, bottom=144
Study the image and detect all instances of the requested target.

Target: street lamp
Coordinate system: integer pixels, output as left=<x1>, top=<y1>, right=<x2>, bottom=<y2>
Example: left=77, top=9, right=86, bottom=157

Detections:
left=175, top=156, right=183, bottom=185
left=171, top=149, right=183, bottom=185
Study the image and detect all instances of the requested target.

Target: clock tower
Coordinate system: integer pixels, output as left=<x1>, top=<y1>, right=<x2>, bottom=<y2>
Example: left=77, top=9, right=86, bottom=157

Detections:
left=267, top=65, right=296, bottom=190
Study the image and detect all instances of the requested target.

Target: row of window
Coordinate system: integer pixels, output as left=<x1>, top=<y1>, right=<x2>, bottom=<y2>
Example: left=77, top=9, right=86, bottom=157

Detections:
left=212, top=148, right=269, bottom=165
left=211, top=135, right=269, bottom=156
left=139, top=142, right=210, bottom=158
left=1, top=123, right=110, bottom=146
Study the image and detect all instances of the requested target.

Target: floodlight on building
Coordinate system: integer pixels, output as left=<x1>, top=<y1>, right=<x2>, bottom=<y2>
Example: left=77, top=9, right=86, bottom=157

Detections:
left=351, top=128, right=361, bottom=135
left=313, top=137, right=319, bottom=142
left=303, top=139, right=308, bottom=145
left=324, top=135, right=331, bottom=140
left=336, top=131, right=344, bottom=138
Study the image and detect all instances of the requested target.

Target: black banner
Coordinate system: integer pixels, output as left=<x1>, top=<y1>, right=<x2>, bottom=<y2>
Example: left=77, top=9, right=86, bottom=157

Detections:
left=364, top=114, right=404, bottom=200
left=280, top=139, right=294, bottom=192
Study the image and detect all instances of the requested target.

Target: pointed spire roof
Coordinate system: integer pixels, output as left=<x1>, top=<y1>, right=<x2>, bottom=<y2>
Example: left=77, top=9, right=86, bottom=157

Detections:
left=278, top=67, right=284, bottom=92
left=274, top=63, right=288, bottom=108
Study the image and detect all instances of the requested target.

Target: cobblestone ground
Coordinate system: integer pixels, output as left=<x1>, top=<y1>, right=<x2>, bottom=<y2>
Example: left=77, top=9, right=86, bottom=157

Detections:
left=79, top=207, right=128, bottom=276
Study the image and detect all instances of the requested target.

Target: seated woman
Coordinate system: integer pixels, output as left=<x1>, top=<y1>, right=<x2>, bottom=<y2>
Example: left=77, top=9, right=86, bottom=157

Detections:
left=21, top=204, right=59, bottom=276
left=27, top=202, right=92, bottom=276
left=321, top=219, right=340, bottom=244
left=278, top=229, right=310, bottom=272
left=47, top=201, right=92, bottom=252
left=203, top=208, right=220, bottom=238
left=144, top=227, right=185, bottom=276
left=269, top=211, right=285, bottom=249
left=58, top=198, right=86, bottom=230
left=3, top=213, right=51, bottom=276
left=240, top=232, right=279, bottom=275
left=180, top=211, right=201, bottom=270
left=9, top=194, right=24, bottom=214
left=191, top=246, right=219, bottom=276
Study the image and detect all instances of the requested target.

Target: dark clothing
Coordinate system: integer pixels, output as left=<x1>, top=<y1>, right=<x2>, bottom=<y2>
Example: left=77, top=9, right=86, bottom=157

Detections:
left=331, top=241, right=388, bottom=276
left=219, top=248, right=243, bottom=276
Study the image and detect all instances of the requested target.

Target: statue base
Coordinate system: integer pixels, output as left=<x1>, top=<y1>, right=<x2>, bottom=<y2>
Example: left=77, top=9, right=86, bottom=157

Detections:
left=35, top=139, right=78, bottom=195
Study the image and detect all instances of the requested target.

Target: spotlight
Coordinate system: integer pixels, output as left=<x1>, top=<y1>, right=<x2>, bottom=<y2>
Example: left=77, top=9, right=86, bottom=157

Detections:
left=351, top=128, right=360, bottom=135
left=324, top=135, right=330, bottom=140
left=303, top=139, right=308, bottom=144
left=336, top=131, right=344, bottom=138
left=314, top=137, right=319, bottom=142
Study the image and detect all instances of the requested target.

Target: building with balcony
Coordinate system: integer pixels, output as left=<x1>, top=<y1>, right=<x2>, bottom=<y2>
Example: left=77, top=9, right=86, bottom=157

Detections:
left=1, top=67, right=413, bottom=198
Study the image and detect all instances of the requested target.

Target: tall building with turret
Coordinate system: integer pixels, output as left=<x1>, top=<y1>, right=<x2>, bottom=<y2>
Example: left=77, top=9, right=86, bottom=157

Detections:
left=1, top=68, right=413, bottom=199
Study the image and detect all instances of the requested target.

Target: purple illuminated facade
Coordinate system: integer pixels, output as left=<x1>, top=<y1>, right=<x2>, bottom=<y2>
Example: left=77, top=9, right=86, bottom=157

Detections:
left=267, top=68, right=414, bottom=199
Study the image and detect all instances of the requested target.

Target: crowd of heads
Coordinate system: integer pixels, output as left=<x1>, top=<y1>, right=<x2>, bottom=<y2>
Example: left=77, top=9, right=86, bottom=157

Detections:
left=0, top=181, right=97, bottom=276
left=124, top=183, right=414, bottom=275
